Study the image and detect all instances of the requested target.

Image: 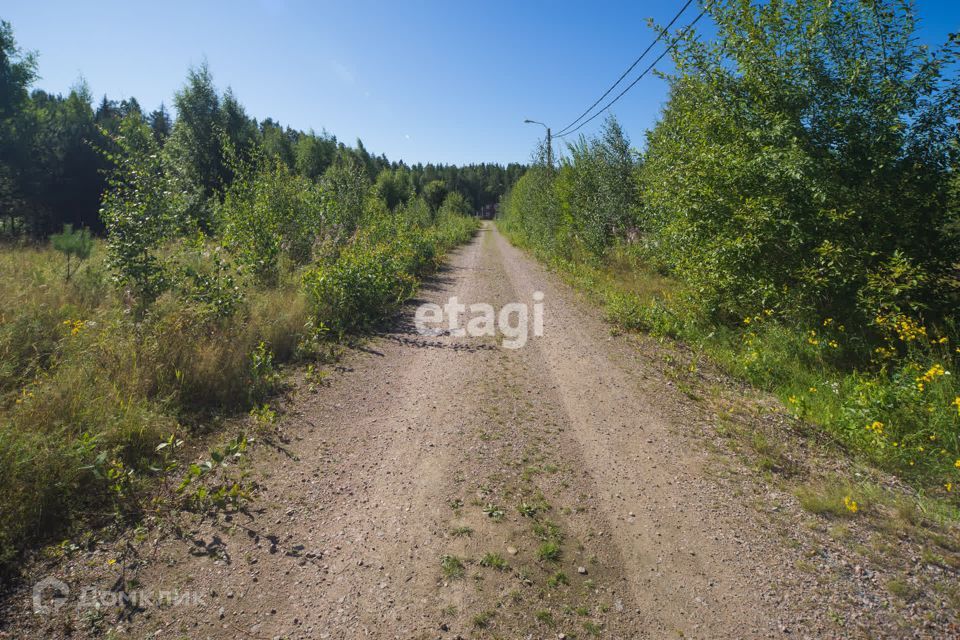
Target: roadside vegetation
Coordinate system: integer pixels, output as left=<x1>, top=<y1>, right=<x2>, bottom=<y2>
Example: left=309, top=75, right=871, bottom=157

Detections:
left=0, top=21, right=500, bottom=581
left=500, top=0, right=959, bottom=501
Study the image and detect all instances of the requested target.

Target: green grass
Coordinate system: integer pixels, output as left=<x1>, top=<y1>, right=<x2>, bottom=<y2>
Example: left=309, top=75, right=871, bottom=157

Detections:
left=440, top=554, right=465, bottom=579
left=794, top=480, right=864, bottom=518
left=479, top=552, right=509, bottom=571
left=537, top=541, right=562, bottom=562
left=472, top=610, right=495, bottom=628
left=546, top=571, right=569, bottom=588
left=535, top=610, right=555, bottom=626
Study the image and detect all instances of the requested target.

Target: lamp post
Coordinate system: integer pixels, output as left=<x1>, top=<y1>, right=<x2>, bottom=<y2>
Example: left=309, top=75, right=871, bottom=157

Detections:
left=524, top=119, right=552, bottom=170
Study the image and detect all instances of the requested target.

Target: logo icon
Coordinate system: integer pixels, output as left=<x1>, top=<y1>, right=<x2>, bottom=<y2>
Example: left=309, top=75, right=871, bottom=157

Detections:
left=32, top=576, right=70, bottom=615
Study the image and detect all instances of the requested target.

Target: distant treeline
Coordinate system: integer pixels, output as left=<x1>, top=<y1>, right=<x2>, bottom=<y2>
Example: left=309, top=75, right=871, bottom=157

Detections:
left=0, top=20, right=524, bottom=238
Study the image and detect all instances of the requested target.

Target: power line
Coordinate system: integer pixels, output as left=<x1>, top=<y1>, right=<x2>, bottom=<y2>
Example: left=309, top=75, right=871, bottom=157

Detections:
left=556, top=9, right=705, bottom=140
left=553, top=0, right=697, bottom=137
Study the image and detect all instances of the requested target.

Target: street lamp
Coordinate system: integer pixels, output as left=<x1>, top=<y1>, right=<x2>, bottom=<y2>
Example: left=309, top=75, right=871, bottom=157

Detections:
left=524, top=119, right=552, bottom=170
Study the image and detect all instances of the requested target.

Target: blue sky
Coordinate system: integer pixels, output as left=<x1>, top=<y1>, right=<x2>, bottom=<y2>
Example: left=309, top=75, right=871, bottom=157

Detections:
left=4, top=1, right=958, bottom=166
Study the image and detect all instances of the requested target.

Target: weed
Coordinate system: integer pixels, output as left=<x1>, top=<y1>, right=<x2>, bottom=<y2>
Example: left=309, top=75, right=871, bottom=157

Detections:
left=547, top=571, right=569, bottom=588
left=482, top=503, right=506, bottom=522
left=472, top=610, right=495, bottom=628
left=535, top=610, right=555, bottom=625
left=440, top=554, right=465, bottom=579
left=479, top=553, right=508, bottom=571
left=537, top=541, right=562, bottom=562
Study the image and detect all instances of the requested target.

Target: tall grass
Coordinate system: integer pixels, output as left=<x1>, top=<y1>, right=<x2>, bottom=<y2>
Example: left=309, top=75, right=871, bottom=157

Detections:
left=0, top=206, right=478, bottom=579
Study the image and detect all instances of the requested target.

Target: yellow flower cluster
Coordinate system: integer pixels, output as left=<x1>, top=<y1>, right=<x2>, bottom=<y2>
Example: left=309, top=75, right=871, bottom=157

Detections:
left=873, top=345, right=896, bottom=360
left=915, top=363, right=947, bottom=392
left=742, top=309, right=774, bottom=326
left=843, top=495, right=858, bottom=513
left=877, top=315, right=927, bottom=342
left=953, top=396, right=960, bottom=416
left=865, top=420, right=884, bottom=435
left=62, top=319, right=85, bottom=336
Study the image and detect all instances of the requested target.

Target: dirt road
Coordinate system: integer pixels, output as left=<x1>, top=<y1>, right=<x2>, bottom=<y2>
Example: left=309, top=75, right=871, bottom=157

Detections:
left=15, top=223, right=843, bottom=638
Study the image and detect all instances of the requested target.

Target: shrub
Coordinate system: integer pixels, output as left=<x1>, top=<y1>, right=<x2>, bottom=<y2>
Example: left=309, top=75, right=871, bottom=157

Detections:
left=219, top=155, right=322, bottom=285
left=640, top=0, right=959, bottom=326
left=49, top=224, right=93, bottom=281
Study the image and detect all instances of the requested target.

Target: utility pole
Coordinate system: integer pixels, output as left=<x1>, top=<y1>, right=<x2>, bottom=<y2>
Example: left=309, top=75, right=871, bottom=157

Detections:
left=524, top=119, right=552, bottom=171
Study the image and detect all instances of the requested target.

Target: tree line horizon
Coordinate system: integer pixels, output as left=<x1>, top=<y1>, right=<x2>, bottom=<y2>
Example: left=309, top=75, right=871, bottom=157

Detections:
left=0, top=19, right=526, bottom=239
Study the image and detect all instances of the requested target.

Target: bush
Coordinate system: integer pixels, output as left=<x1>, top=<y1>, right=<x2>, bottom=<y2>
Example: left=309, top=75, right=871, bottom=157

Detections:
left=640, top=0, right=959, bottom=326
left=218, top=155, right=323, bottom=285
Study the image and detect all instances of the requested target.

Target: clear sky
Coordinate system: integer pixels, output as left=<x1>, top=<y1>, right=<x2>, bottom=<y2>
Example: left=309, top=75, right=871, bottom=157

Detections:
left=4, top=1, right=958, bottom=166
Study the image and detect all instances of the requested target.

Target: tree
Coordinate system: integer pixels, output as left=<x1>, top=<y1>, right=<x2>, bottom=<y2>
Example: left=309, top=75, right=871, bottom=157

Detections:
left=422, top=179, right=448, bottom=212
left=219, top=154, right=322, bottom=285
left=259, top=118, right=296, bottom=168
left=640, top=0, right=960, bottom=324
left=148, top=103, right=172, bottom=142
left=50, top=223, right=93, bottom=281
left=164, top=63, right=224, bottom=228
left=295, top=131, right=337, bottom=181
left=100, top=113, right=183, bottom=312
left=0, top=20, right=37, bottom=234
left=0, top=20, right=36, bottom=120
left=373, top=167, right=414, bottom=210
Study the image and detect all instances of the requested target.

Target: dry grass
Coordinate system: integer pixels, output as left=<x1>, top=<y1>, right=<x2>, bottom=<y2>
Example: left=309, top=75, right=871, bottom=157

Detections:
left=0, top=242, right=309, bottom=576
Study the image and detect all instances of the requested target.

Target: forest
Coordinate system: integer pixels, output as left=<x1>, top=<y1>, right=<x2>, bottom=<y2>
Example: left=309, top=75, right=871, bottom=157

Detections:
left=500, top=0, right=960, bottom=492
left=0, top=19, right=522, bottom=577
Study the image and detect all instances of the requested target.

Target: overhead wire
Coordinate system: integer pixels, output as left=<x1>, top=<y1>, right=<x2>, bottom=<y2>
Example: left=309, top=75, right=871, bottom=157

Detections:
left=555, top=9, right=706, bottom=140
left=553, top=0, right=697, bottom=137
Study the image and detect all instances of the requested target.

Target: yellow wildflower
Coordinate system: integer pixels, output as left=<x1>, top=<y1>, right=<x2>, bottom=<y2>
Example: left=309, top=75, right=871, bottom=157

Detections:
left=63, top=319, right=85, bottom=336
left=843, top=496, right=858, bottom=513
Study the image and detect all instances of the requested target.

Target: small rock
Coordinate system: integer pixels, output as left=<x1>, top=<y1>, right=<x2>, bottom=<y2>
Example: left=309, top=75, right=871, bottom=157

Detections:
left=507, top=546, right=518, bottom=555
left=577, top=566, right=587, bottom=575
